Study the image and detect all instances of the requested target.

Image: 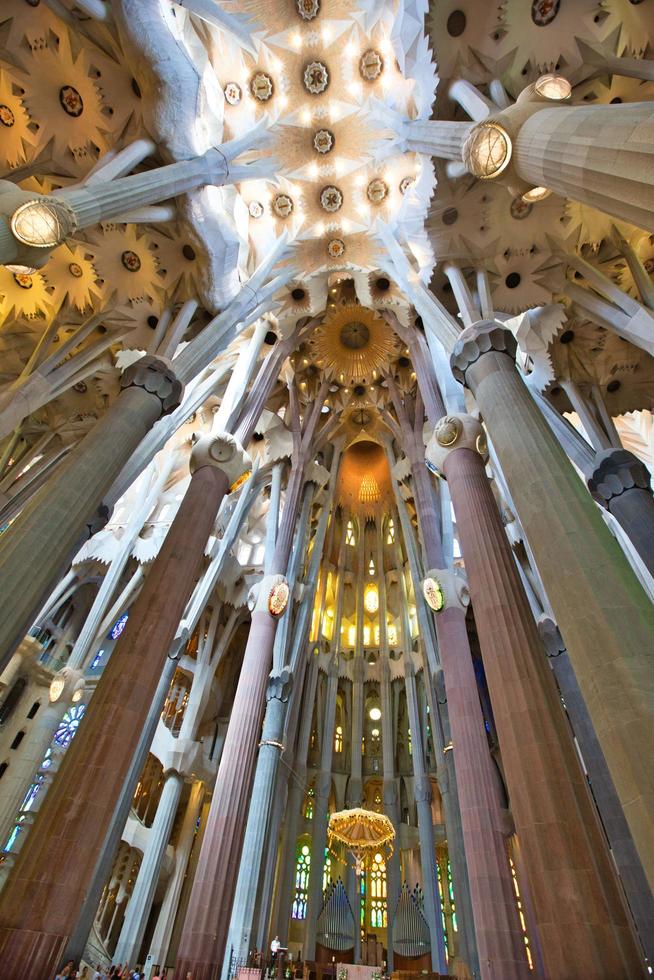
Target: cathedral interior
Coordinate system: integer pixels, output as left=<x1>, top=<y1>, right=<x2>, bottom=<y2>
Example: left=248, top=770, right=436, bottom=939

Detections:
left=0, top=0, right=653, bottom=978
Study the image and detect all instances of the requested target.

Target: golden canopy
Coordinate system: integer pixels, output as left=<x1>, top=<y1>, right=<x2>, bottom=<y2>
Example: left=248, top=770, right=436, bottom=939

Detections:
left=328, top=807, right=395, bottom=873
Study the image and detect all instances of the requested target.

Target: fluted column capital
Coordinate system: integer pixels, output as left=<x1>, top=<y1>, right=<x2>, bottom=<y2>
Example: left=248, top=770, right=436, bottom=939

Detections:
left=450, top=320, right=517, bottom=389
left=190, top=430, right=251, bottom=489
left=120, top=354, right=183, bottom=416
left=422, top=568, right=470, bottom=614
left=266, top=666, right=293, bottom=703
left=587, top=447, right=652, bottom=509
left=426, top=413, right=486, bottom=476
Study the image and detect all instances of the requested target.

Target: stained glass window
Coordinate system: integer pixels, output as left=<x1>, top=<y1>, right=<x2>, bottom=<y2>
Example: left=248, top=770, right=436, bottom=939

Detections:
left=109, top=612, right=128, bottom=640
left=293, top=843, right=311, bottom=919
left=304, top=786, right=314, bottom=820
left=91, top=648, right=105, bottom=669
left=334, top=725, right=343, bottom=753
left=346, top=521, right=356, bottom=546
left=386, top=519, right=395, bottom=544
left=53, top=704, right=86, bottom=748
left=323, top=847, right=332, bottom=891
left=370, top=853, right=387, bottom=928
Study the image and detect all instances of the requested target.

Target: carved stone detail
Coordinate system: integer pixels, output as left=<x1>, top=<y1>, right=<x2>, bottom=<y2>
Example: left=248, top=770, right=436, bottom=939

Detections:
left=267, top=666, right=293, bottom=703
left=423, top=568, right=470, bottom=613
left=190, top=431, right=251, bottom=486
left=426, top=413, right=485, bottom=476
left=587, top=447, right=652, bottom=509
left=121, top=355, right=183, bottom=416
left=450, top=319, right=517, bottom=388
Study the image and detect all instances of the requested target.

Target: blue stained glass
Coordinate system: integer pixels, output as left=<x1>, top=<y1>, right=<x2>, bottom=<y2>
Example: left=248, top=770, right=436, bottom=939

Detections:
left=109, top=613, right=128, bottom=640
left=53, top=704, right=86, bottom=747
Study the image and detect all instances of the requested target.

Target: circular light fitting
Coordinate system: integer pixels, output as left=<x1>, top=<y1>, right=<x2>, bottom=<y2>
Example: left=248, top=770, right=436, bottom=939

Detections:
left=423, top=576, right=445, bottom=612
left=269, top=580, right=290, bottom=617
left=534, top=74, right=571, bottom=101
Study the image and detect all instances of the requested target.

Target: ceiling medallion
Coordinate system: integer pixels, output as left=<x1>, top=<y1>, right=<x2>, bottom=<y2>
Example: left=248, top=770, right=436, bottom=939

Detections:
left=224, top=81, right=242, bottom=105
left=273, top=194, right=294, bottom=218
left=367, top=178, right=388, bottom=204
left=399, top=176, right=414, bottom=195
left=68, top=261, right=83, bottom=278
left=251, top=72, right=274, bottom=102
left=0, top=105, right=15, bottom=127
left=340, top=321, right=370, bottom=350
left=531, top=0, right=560, bottom=25
left=534, top=74, right=571, bottom=101
left=59, top=85, right=84, bottom=117
left=304, top=61, right=329, bottom=95
left=248, top=200, right=264, bottom=219
left=327, top=238, right=345, bottom=258
left=297, top=0, right=320, bottom=18
left=313, top=128, right=334, bottom=154
left=268, top=581, right=290, bottom=617
left=73, top=381, right=87, bottom=393
left=423, top=577, right=445, bottom=612
left=121, top=250, right=142, bottom=272
left=13, top=272, right=33, bottom=289
left=360, top=49, right=384, bottom=81
left=510, top=196, right=532, bottom=220
left=320, top=185, right=343, bottom=212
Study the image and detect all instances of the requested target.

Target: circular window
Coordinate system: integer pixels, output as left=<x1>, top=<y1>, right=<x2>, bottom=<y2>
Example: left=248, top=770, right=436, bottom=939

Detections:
left=505, top=272, right=521, bottom=289
left=446, top=10, right=467, bottom=36
left=606, top=379, right=621, bottom=392
left=559, top=329, right=574, bottom=344
left=442, top=207, right=459, bottom=226
left=292, top=287, right=306, bottom=301
left=463, top=123, right=512, bottom=179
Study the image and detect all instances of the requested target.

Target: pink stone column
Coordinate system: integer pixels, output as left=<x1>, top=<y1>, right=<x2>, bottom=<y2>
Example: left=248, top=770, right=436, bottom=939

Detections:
left=410, top=450, right=529, bottom=978
left=173, top=578, right=287, bottom=980
left=428, top=414, right=643, bottom=979
left=0, top=434, right=246, bottom=980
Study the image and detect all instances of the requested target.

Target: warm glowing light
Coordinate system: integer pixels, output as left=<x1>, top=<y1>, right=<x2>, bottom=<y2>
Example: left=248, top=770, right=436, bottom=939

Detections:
left=301, top=108, right=312, bottom=124
left=364, top=583, right=379, bottom=614
left=363, top=624, right=371, bottom=645
left=522, top=186, right=552, bottom=203
left=11, top=198, right=76, bottom=249
left=369, top=706, right=382, bottom=721
left=534, top=74, right=572, bottom=101
left=291, top=32, right=302, bottom=48
left=387, top=623, right=397, bottom=645
left=348, top=624, right=356, bottom=646
left=309, top=162, right=319, bottom=178
left=463, top=123, right=512, bottom=179
left=49, top=676, right=65, bottom=703
left=345, top=41, right=356, bottom=56
left=279, top=94, right=289, bottom=109
left=72, top=687, right=83, bottom=703
left=322, top=26, right=332, bottom=43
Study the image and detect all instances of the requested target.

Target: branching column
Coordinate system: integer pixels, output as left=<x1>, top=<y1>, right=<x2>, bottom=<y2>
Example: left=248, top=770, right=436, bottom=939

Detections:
left=0, top=356, right=181, bottom=670
left=175, top=388, right=327, bottom=979
left=404, top=658, right=448, bottom=974
left=427, top=406, right=644, bottom=978
left=380, top=660, right=400, bottom=974
left=304, top=659, right=339, bottom=961
left=450, top=321, right=654, bottom=894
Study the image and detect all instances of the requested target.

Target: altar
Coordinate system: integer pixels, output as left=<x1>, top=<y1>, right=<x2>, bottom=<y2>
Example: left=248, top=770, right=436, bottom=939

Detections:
left=337, top=964, right=381, bottom=980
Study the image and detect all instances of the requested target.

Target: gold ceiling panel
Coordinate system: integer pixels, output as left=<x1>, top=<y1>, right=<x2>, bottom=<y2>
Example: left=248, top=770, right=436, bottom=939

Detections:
left=309, top=303, right=401, bottom=385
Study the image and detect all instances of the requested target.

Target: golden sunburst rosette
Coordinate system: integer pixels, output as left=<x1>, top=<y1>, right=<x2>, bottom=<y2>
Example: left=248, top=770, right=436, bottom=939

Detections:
left=309, top=304, right=400, bottom=386
left=327, top=807, right=395, bottom=871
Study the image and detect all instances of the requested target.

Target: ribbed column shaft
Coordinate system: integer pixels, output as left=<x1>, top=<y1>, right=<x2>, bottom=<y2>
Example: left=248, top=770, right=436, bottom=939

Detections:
left=114, top=770, right=185, bottom=966
left=514, top=103, right=654, bottom=233
left=0, top=384, right=163, bottom=671
left=404, top=662, right=448, bottom=974
left=604, top=488, right=654, bottom=578
left=444, top=445, right=643, bottom=979
left=464, top=346, right=654, bottom=893
left=0, top=464, right=228, bottom=980
left=410, top=453, right=525, bottom=977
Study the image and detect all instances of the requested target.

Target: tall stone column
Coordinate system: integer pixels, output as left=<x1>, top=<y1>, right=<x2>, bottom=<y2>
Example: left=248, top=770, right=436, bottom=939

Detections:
left=346, top=657, right=364, bottom=963
left=146, top=780, right=205, bottom=973
left=397, top=410, right=525, bottom=978
left=427, top=409, right=644, bottom=979
left=113, top=768, right=185, bottom=967
left=304, top=660, right=339, bottom=961
left=539, top=618, right=654, bottom=966
left=276, top=656, right=320, bottom=945
left=174, top=380, right=329, bottom=979
left=587, top=448, right=654, bottom=578
left=380, top=660, right=400, bottom=974
left=403, top=659, right=447, bottom=974
left=0, top=356, right=182, bottom=671
left=0, top=432, right=242, bottom=979
left=449, top=321, right=654, bottom=894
